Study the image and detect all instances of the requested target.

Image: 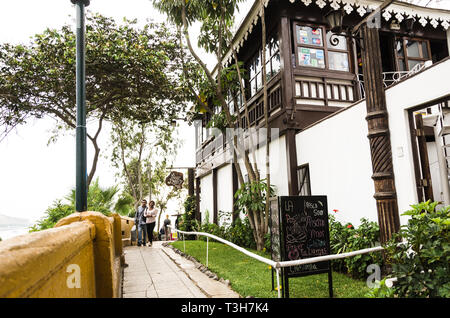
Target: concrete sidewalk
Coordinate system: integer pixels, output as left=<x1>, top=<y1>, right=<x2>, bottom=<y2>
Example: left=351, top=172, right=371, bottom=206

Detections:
left=122, top=241, right=240, bottom=298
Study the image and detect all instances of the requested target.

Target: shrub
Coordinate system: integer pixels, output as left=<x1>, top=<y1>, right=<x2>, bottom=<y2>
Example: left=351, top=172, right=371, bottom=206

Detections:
left=329, top=214, right=383, bottom=279
left=188, top=216, right=257, bottom=249
left=178, top=195, right=197, bottom=239
left=384, top=201, right=450, bottom=298
left=227, top=217, right=256, bottom=249
left=364, top=278, right=394, bottom=298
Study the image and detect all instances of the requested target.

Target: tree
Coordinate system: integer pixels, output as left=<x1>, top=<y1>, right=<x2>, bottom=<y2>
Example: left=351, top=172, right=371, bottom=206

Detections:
left=30, top=178, right=119, bottom=231
left=0, top=13, right=190, bottom=186
left=110, top=117, right=177, bottom=212
left=153, top=0, right=273, bottom=250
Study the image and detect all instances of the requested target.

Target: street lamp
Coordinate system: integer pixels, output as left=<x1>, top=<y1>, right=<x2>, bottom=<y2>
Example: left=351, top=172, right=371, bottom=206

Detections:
left=71, top=0, right=90, bottom=212
left=325, top=8, right=363, bottom=49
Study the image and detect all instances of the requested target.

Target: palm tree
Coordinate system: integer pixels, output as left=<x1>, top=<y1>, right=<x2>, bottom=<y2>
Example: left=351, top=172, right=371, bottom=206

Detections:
left=30, top=178, right=120, bottom=231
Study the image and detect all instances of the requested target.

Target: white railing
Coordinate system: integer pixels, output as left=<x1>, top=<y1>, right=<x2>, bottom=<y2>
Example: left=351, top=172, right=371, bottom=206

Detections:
left=168, top=226, right=386, bottom=298
left=357, top=61, right=433, bottom=99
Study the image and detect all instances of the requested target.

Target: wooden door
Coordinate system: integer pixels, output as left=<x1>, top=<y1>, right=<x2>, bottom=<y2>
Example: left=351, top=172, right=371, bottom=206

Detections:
left=414, top=113, right=434, bottom=201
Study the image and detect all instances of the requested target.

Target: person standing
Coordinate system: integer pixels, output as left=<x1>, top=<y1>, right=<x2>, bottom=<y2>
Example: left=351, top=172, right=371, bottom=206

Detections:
left=135, top=200, right=148, bottom=247
left=145, top=200, right=158, bottom=247
left=163, top=215, right=171, bottom=241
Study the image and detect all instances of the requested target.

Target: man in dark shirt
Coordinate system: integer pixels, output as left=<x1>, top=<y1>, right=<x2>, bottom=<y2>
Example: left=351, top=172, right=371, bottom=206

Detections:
left=135, top=200, right=148, bottom=246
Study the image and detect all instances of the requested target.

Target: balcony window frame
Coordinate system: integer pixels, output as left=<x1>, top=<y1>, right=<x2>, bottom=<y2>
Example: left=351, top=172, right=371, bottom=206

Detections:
left=293, top=22, right=352, bottom=74
left=394, top=37, right=432, bottom=72
left=247, top=32, right=281, bottom=99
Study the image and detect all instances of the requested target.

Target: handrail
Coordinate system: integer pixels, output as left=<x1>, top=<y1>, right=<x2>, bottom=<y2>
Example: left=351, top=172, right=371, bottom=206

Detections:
left=169, top=226, right=277, bottom=268
left=168, top=226, right=388, bottom=298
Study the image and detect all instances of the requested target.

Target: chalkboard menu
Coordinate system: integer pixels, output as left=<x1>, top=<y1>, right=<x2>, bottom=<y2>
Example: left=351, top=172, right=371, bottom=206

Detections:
left=269, top=198, right=281, bottom=262
left=279, top=196, right=330, bottom=277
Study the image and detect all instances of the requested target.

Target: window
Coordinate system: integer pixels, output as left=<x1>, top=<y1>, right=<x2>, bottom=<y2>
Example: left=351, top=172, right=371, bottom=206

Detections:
left=395, top=37, right=431, bottom=71
left=297, top=164, right=311, bottom=196
left=248, top=33, right=281, bottom=98
left=326, top=33, right=349, bottom=72
left=297, top=26, right=326, bottom=69
left=226, top=91, right=243, bottom=114
left=295, top=23, right=351, bottom=72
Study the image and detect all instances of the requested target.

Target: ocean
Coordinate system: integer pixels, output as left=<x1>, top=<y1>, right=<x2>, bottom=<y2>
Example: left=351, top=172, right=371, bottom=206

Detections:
left=0, top=225, right=31, bottom=241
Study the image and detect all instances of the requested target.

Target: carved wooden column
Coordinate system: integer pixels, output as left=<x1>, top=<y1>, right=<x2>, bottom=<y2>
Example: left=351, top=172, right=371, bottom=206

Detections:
left=361, top=24, right=400, bottom=244
left=187, top=168, right=195, bottom=197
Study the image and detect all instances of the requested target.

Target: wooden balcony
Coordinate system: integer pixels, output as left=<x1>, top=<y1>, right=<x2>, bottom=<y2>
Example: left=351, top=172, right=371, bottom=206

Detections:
left=196, top=76, right=283, bottom=176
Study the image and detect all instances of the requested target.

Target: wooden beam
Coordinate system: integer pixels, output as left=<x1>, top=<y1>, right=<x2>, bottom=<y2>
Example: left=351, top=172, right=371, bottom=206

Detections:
left=352, top=0, right=396, bottom=34
left=213, top=169, right=218, bottom=225
left=195, top=177, right=201, bottom=222
left=188, top=168, right=195, bottom=197
left=285, top=129, right=299, bottom=196
left=280, top=16, right=294, bottom=113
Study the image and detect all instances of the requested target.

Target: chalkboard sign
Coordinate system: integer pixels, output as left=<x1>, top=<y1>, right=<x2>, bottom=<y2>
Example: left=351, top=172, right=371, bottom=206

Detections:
left=269, top=197, right=281, bottom=262
left=279, top=196, right=330, bottom=277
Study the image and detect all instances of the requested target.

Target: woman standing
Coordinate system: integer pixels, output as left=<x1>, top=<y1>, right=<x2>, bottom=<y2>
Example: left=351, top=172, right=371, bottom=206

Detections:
left=144, top=200, right=158, bottom=247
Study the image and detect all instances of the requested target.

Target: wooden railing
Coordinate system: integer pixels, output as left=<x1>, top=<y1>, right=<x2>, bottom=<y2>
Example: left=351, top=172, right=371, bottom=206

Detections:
left=240, top=81, right=282, bottom=128
left=196, top=77, right=283, bottom=166
left=294, top=75, right=358, bottom=107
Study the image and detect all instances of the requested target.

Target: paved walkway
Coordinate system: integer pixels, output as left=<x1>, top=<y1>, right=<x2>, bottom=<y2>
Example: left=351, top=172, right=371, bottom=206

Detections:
left=122, top=241, right=240, bottom=298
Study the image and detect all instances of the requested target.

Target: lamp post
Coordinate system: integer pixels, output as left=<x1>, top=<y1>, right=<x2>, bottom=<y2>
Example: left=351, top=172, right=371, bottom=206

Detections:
left=71, top=0, right=90, bottom=212
left=325, top=2, right=400, bottom=246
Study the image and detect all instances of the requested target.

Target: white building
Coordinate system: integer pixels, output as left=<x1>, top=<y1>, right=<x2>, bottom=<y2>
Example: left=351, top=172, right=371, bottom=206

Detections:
left=193, top=0, right=450, bottom=239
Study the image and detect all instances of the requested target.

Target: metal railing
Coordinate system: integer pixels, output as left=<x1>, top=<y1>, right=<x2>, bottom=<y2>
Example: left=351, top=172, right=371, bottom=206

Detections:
left=357, top=61, right=433, bottom=99
left=168, top=226, right=386, bottom=298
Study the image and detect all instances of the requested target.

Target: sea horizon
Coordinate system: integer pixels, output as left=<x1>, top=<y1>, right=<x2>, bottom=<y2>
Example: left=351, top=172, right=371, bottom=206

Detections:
left=0, top=224, right=32, bottom=241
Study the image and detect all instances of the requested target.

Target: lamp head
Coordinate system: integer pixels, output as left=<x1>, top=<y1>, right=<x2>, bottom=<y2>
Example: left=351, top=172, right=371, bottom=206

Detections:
left=325, top=9, right=344, bottom=34
left=71, top=0, right=90, bottom=6
left=405, top=16, right=415, bottom=33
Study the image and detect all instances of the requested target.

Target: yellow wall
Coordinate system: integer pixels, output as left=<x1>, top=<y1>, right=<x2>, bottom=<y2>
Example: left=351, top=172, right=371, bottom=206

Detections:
left=0, top=211, right=125, bottom=298
left=120, top=216, right=134, bottom=246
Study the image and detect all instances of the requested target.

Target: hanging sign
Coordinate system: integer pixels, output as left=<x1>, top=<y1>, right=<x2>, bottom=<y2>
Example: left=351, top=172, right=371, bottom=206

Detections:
left=165, top=171, right=184, bottom=189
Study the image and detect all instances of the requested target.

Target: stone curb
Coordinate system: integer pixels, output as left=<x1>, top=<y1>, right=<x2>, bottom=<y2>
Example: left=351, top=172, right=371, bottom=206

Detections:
left=161, top=242, right=234, bottom=290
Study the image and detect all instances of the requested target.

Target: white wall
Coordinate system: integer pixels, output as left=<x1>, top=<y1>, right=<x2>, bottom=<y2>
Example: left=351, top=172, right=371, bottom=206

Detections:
left=235, top=133, right=289, bottom=196
left=200, top=173, right=214, bottom=223
left=217, top=164, right=234, bottom=226
left=296, top=102, right=378, bottom=226
left=198, top=132, right=289, bottom=224
left=385, top=58, right=450, bottom=225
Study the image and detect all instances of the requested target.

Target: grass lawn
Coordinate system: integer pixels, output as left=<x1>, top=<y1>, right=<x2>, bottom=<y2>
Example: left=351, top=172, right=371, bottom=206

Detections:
left=170, top=240, right=370, bottom=298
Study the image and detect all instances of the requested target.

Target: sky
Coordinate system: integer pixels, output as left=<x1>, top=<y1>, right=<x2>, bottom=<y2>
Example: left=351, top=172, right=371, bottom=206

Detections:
left=0, top=0, right=253, bottom=224
left=0, top=0, right=448, bottom=224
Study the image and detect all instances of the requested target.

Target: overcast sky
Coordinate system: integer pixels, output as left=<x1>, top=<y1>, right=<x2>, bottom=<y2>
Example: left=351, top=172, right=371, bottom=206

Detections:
left=0, top=0, right=448, bottom=223
left=0, top=0, right=253, bottom=223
